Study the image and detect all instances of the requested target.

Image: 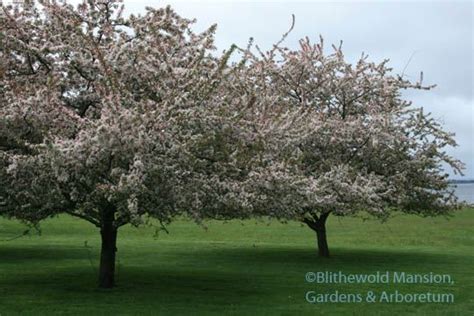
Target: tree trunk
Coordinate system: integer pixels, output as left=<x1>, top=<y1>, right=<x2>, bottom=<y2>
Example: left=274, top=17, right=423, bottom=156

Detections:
left=304, top=212, right=330, bottom=258
left=315, top=223, right=329, bottom=257
left=98, top=210, right=117, bottom=288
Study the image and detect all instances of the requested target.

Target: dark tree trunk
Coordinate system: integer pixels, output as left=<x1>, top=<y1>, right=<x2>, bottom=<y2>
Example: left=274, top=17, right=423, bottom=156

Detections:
left=304, top=212, right=330, bottom=258
left=315, top=223, right=329, bottom=257
left=98, top=208, right=117, bottom=288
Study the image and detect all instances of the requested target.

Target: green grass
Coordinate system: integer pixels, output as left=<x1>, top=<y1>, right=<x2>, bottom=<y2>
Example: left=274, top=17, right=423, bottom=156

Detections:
left=0, top=209, right=473, bottom=316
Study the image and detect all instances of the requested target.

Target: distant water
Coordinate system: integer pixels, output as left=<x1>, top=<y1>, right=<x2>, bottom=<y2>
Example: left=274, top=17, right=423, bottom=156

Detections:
left=452, top=183, right=474, bottom=204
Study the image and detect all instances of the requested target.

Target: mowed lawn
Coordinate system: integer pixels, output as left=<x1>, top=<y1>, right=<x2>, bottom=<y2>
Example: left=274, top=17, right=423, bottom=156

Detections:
left=0, top=209, right=473, bottom=316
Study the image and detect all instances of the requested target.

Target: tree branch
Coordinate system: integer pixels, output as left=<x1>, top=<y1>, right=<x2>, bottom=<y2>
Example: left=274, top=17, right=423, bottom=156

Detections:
left=65, top=210, right=100, bottom=227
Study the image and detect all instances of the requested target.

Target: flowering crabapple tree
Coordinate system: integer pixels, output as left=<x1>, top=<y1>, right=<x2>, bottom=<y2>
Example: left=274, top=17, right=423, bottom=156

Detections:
left=0, top=0, right=262, bottom=288
left=228, top=22, right=464, bottom=257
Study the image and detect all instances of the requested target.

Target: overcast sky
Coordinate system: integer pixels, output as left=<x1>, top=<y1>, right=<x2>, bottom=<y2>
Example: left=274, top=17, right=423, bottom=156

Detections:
left=55, top=0, right=474, bottom=179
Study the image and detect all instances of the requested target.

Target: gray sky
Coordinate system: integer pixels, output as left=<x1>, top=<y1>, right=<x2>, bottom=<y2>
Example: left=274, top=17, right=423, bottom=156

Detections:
left=55, top=0, right=474, bottom=178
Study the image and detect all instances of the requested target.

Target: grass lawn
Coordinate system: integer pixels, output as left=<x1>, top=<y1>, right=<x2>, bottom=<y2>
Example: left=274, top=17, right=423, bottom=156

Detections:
left=0, top=208, right=473, bottom=315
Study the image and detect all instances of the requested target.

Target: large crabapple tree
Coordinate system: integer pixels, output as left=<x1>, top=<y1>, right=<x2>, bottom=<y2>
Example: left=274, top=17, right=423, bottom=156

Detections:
left=227, top=24, right=464, bottom=257
left=0, top=0, right=262, bottom=288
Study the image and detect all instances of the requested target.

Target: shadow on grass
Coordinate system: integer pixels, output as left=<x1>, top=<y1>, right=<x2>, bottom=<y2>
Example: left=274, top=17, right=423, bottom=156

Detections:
left=0, top=244, right=469, bottom=312
left=0, top=247, right=468, bottom=316
left=164, top=245, right=466, bottom=269
left=0, top=245, right=90, bottom=263
left=0, top=243, right=464, bottom=269
left=0, top=257, right=264, bottom=309
left=0, top=244, right=465, bottom=281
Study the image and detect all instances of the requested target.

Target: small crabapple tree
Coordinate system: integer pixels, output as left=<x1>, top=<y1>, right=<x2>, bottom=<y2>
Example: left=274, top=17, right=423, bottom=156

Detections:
left=229, top=22, right=464, bottom=257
